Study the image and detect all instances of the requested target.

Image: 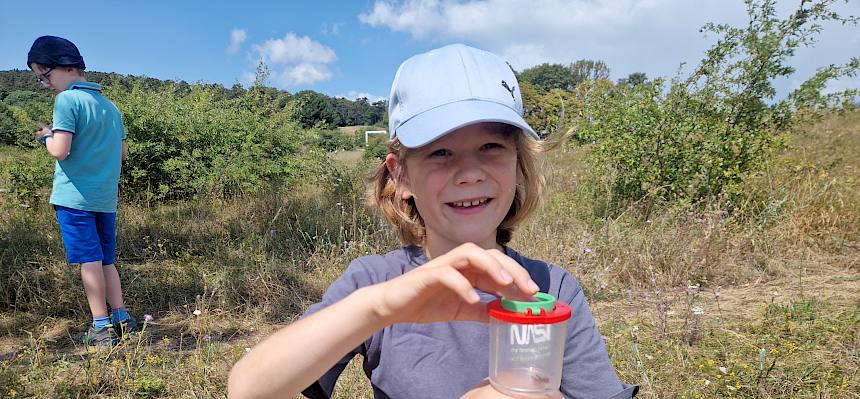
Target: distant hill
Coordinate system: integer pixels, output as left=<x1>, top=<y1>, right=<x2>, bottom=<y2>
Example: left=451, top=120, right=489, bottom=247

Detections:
left=0, top=69, right=267, bottom=102
left=0, top=69, right=386, bottom=130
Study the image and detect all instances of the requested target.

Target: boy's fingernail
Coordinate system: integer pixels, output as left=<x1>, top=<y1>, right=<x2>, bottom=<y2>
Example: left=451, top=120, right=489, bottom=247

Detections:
left=497, top=269, right=513, bottom=284
left=528, top=281, right=539, bottom=292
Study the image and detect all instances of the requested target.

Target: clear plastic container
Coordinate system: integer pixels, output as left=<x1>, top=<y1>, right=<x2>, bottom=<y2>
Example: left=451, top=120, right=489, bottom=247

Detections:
left=487, top=293, right=572, bottom=397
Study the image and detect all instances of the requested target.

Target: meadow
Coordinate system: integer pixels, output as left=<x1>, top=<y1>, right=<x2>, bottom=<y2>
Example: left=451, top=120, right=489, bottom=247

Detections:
left=0, top=110, right=858, bottom=398
left=2, top=2, right=859, bottom=396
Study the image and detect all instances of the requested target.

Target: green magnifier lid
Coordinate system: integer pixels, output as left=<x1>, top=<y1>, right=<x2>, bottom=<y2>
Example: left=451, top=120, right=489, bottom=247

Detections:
left=500, top=292, right=556, bottom=314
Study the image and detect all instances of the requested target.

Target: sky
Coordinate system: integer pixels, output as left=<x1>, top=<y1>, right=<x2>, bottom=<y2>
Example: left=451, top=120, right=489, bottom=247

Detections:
left=1, top=0, right=858, bottom=102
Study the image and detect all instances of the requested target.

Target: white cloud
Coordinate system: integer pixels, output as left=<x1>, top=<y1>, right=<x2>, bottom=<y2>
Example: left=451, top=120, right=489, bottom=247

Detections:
left=337, top=91, right=386, bottom=103
left=253, top=33, right=336, bottom=65
left=278, top=63, right=333, bottom=86
left=358, top=0, right=859, bottom=99
left=358, top=0, right=746, bottom=73
left=249, top=33, right=337, bottom=88
left=227, top=28, right=247, bottom=55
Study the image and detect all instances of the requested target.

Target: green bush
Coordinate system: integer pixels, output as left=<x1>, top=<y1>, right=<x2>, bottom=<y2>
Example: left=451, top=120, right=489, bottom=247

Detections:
left=0, top=148, right=54, bottom=206
left=316, top=129, right=359, bottom=152
left=572, top=0, right=858, bottom=216
left=363, top=139, right=387, bottom=161
left=106, top=81, right=326, bottom=201
left=0, top=90, right=52, bottom=147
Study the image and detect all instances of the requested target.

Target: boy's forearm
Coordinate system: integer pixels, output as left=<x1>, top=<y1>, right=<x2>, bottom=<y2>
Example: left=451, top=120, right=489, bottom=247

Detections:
left=42, top=131, right=72, bottom=160
left=44, top=139, right=67, bottom=160
left=228, top=285, right=388, bottom=399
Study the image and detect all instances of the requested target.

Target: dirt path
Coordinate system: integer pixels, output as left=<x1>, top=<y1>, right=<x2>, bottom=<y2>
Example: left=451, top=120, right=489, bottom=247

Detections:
left=591, top=267, right=860, bottom=325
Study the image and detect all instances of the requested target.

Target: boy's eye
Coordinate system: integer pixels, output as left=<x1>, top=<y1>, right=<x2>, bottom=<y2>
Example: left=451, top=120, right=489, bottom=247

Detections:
left=428, top=149, right=451, bottom=158
left=481, top=142, right=505, bottom=150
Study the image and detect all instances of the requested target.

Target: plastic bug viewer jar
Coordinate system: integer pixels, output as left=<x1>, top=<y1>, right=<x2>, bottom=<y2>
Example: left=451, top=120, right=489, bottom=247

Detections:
left=487, top=293, right=572, bottom=396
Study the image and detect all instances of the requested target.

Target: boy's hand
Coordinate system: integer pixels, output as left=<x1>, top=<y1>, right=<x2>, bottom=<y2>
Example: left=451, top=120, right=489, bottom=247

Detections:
left=370, top=243, right=540, bottom=325
left=461, top=379, right=563, bottom=399
left=36, top=123, right=52, bottom=140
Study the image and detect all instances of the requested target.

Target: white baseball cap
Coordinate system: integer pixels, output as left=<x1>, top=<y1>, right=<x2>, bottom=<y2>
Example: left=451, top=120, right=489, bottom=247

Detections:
left=388, top=43, right=539, bottom=148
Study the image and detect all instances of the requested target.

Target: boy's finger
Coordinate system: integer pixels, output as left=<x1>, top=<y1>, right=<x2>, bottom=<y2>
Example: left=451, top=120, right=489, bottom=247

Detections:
left=443, top=244, right=538, bottom=301
left=486, top=249, right=540, bottom=299
left=432, top=265, right=481, bottom=304
left=436, top=244, right=538, bottom=302
left=443, top=243, right=509, bottom=284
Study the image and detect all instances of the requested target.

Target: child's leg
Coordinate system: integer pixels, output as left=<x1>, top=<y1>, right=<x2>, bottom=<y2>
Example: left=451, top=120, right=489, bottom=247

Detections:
left=102, top=264, right=125, bottom=310
left=95, top=211, right=132, bottom=326
left=80, top=260, right=109, bottom=318
left=55, top=206, right=111, bottom=321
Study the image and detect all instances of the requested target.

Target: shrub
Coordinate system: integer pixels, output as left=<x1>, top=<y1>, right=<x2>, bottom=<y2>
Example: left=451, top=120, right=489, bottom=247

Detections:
left=572, top=0, right=858, bottom=216
left=0, top=148, right=54, bottom=206
left=0, top=90, right=52, bottom=147
left=363, top=139, right=387, bottom=161
left=316, top=129, right=360, bottom=152
left=105, top=81, right=324, bottom=201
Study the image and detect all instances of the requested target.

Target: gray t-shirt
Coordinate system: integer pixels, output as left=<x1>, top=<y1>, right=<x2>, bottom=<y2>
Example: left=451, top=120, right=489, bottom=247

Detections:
left=302, top=246, right=638, bottom=399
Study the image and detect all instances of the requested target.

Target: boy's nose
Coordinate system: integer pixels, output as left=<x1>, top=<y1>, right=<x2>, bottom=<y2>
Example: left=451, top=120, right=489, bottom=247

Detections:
left=453, top=158, right=486, bottom=185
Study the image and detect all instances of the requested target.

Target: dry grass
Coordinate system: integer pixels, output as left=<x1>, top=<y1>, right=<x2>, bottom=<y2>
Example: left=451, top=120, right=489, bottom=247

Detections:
left=0, top=112, right=858, bottom=398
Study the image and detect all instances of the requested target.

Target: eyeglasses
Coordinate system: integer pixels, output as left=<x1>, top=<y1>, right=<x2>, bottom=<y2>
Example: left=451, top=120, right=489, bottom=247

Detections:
left=36, top=68, right=55, bottom=84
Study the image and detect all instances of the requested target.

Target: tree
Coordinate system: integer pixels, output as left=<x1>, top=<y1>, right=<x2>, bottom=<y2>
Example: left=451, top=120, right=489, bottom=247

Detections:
left=518, top=63, right=575, bottom=92
left=374, top=100, right=388, bottom=127
left=289, top=90, right=336, bottom=128
left=253, top=60, right=270, bottom=88
left=618, top=72, right=647, bottom=87
left=570, top=60, right=610, bottom=87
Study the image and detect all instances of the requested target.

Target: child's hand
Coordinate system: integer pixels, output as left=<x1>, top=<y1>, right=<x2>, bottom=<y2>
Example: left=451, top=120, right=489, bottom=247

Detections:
left=461, top=379, right=563, bottom=399
left=370, top=243, right=540, bottom=325
left=35, top=123, right=52, bottom=140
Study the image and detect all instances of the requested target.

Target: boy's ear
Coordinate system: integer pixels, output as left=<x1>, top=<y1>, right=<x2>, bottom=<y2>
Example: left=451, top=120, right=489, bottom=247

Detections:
left=384, top=153, right=414, bottom=200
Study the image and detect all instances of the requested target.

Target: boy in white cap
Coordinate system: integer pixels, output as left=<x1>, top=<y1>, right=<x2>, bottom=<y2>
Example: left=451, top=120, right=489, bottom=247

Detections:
left=229, top=44, right=637, bottom=399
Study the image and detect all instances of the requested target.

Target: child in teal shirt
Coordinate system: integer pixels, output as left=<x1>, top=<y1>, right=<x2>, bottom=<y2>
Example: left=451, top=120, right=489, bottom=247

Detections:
left=28, top=35, right=136, bottom=347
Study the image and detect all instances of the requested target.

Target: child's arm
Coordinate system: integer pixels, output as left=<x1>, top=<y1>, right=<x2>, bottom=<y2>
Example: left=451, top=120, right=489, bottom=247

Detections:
left=228, top=243, right=539, bottom=399
left=37, top=125, right=72, bottom=160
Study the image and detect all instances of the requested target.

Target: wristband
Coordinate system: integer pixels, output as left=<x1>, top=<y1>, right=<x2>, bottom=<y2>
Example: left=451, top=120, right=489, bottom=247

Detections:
left=39, top=133, right=53, bottom=145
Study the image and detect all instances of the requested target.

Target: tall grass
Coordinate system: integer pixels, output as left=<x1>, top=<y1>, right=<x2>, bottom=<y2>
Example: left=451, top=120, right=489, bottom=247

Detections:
left=0, top=113, right=857, bottom=397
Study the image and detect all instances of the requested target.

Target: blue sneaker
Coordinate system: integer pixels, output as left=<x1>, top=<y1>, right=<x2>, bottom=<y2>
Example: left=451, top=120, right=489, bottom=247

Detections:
left=78, top=324, right=118, bottom=347
left=113, top=315, right=139, bottom=339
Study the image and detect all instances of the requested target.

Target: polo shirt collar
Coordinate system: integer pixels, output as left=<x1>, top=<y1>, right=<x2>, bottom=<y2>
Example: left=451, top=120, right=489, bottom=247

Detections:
left=66, top=81, right=101, bottom=91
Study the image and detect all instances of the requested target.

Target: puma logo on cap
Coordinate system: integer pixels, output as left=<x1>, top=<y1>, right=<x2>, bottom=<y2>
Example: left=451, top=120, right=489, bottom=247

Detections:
left=501, top=80, right=517, bottom=99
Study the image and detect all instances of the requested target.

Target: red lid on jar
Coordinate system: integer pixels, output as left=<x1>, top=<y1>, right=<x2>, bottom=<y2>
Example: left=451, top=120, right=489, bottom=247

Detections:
left=487, top=298, right=572, bottom=325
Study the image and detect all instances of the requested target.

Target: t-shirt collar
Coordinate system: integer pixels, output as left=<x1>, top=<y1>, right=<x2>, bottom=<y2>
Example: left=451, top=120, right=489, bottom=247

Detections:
left=66, top=81, right=102, bottom=91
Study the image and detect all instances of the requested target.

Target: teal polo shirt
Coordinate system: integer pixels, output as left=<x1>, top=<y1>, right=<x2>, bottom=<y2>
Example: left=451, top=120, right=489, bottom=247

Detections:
left=49, top=81, right=127, bottom=213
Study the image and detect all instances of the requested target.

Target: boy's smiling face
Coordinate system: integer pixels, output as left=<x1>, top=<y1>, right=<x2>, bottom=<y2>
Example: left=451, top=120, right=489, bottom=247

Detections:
left=390, top=122, right=520, bottom=255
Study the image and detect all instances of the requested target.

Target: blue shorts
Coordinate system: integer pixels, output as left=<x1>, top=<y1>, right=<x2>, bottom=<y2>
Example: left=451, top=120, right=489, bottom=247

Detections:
left=54, top=205, right=117, bottom=265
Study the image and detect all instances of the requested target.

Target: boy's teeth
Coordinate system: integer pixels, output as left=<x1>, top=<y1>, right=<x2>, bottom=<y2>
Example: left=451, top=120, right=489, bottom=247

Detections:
left=454, top=199, right=486, bottom=207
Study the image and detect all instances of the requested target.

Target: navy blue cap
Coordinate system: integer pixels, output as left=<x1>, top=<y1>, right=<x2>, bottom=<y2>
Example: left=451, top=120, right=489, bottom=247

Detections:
left=27, top=36, right=86, bottom=70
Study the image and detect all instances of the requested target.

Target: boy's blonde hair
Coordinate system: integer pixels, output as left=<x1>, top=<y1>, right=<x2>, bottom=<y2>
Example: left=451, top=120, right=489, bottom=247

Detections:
left=369, top=123, right=544, bottom=247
